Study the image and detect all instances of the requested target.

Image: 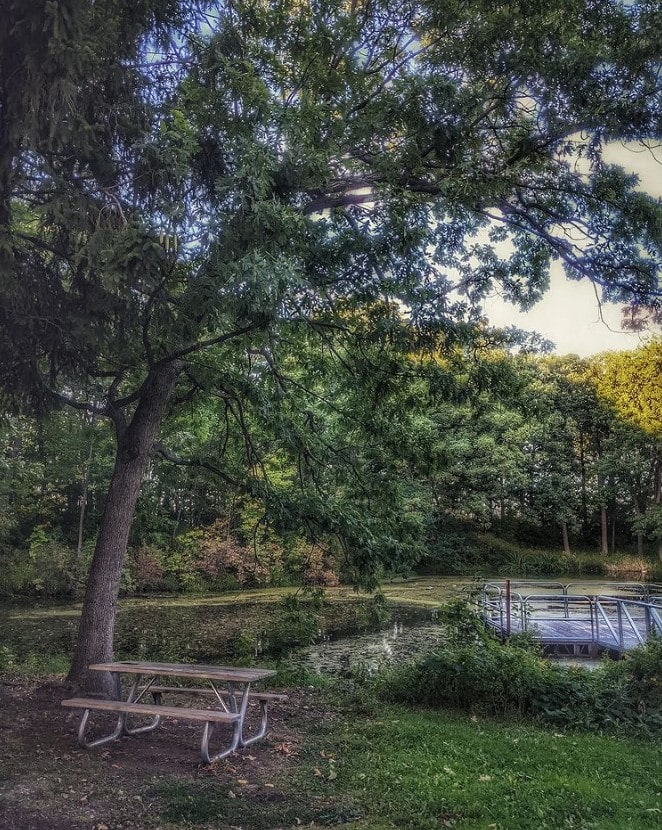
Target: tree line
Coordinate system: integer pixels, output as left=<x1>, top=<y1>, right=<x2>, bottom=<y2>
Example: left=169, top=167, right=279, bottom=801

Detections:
left=1, top=340, right=659, bottom=598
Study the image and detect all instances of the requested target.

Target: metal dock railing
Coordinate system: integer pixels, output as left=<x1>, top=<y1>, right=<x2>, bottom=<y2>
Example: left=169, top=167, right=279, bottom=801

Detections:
left=479, top=581, right=662, bottom=656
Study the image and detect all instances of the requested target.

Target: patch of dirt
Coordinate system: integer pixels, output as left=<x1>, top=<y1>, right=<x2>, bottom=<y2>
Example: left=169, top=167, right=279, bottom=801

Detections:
left=0, top=675, right=333, bottom=830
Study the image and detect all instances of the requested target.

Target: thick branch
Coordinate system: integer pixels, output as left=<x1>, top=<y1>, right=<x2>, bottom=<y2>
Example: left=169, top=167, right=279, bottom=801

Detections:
left=164, top=324, right=257, bottom=361
left=153, top=442, right=240, bottom=487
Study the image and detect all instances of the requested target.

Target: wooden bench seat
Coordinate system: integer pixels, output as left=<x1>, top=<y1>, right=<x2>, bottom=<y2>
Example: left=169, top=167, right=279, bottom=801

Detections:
left=146, top=685, right=288, bottom=703
left=62, top=697, right=241, bottom=762
left=62, top=696, right=241, bottom=723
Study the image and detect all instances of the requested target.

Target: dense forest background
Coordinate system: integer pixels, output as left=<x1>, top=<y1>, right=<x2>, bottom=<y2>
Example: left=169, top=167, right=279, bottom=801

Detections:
left=2, top=339, right=660, bottom=597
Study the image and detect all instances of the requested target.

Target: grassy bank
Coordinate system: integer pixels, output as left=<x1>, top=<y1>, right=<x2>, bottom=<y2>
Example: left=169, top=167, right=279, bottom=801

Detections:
left=152, top=706, right=662, bottom=830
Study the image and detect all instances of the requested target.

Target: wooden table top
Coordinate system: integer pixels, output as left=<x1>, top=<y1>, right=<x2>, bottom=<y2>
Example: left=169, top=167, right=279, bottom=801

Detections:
left=89, top=661, right=277, bottom=683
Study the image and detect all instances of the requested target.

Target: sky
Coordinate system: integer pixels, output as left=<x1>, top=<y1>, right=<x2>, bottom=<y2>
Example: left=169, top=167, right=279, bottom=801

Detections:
left=481, top=142, right=661, bottom=357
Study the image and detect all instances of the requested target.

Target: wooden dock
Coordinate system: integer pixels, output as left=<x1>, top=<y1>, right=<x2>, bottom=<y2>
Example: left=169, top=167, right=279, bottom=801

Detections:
left=479, top=581, right=662, bottom=657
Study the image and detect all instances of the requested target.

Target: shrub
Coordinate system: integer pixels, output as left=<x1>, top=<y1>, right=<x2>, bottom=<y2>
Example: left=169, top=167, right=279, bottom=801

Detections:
left=127, top=545, right=167, bottom=592
left=376, top=601, right=662, bottom=734
left=266, top=592, right=324, bottom=660
left=605, top=637, right=662, bottom=716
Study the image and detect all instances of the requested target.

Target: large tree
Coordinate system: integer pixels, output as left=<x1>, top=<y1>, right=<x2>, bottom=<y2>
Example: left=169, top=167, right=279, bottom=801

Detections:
left=1, top=0, right=661, bottom=691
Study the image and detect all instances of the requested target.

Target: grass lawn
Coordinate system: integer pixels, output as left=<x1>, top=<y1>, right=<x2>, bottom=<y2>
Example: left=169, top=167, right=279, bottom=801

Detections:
left=310, top=703, right=662, bottom=830
left=150, top=687, right=662, bottom=830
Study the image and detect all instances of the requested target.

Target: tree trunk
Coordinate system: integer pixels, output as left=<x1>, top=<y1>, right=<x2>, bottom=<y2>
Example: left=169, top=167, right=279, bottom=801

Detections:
left=76, top=431, right=95, bottom=560
left=632, top=494, right=645, bottom=559
left=0, top=15, right=20, bottom=268
left=561, top=521, right=571, bottom=554
left=598, top=474, right=608, bottom=555
left=172, top=500, right=183, bottom=540
left=579, top=435, right=588, bottom=532
left=67, top=361, right=182, bottom=694
left=600, top=508, right=609, bottom=556
left=654, top=456, right=662, bottom=562
left=499, top=476, right=505, bottom=524
left=607, top=474, right=616, bottom=553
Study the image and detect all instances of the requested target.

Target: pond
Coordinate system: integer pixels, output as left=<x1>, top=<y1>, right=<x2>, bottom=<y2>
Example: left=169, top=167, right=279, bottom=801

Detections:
left=0, top=577, right=468, bottom=669
left=294, top=575, right=649, bottom=674
left=1, top=576, right=641, bottom=673
left=294, top=620, right=447, bottom=675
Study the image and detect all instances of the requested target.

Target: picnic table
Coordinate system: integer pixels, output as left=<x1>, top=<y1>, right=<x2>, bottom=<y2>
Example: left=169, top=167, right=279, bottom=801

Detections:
left=62, top=660, right=286, bottom=763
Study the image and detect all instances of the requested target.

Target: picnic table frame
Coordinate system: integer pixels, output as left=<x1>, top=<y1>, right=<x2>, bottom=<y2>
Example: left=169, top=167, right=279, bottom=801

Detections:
left=62, top=660, right=279, bottom=763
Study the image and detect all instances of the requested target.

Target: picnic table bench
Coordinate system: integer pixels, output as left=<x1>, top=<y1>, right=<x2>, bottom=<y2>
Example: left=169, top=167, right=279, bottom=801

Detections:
left=62, top=660, right=287, bottom=763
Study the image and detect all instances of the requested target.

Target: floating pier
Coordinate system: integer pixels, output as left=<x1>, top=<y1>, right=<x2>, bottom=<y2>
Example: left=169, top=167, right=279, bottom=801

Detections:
left=479, top=581, right=662, bottom=657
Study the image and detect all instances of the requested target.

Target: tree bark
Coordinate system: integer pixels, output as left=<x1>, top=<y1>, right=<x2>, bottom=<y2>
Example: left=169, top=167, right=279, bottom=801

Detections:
left=67, top=360, right=183, bottom=694
left=76, top=430, right=95, bottom=561
left=579, top=435, right=588, bottom=532
left=600, top=508, right=609, bottom=556
left=597, top=472, right=608, bottom=555
left=561, top=521, right=570, bottom=554
left=499, top=476, right=506, bottom=524
left=634, top=506, right=645, bottom=558
left=607, top=473, right=616, bottom=553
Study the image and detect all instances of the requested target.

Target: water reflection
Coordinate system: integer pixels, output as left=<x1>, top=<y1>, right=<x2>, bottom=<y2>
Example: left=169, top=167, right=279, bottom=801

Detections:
left=294, top=619, right=446, bottom=675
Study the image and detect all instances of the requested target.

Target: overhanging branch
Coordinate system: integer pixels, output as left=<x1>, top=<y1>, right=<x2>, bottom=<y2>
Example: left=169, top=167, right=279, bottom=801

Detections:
left=153, top=442, right=240, bottom=487
left=164, top=324, right=258, bottom=361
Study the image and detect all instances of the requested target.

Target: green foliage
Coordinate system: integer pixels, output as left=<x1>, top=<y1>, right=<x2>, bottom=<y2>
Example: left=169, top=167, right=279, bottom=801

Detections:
left=2, top=0, right=662, bottom=685
left=2, top=341, right=662, bottom=602
left=366, top=591, right=391, bottom=629
left=605, top=637, right=662, bottom=715
left=590, top=343, right=662, bottom=437
left=421, top=531, right=483, bottom=573
left=267, top=592, right=325, bottom=660
left=436, top=597, right=490, bottom=644
left=231, top=630, right=259, bottom=666
left=0, top=525, right=94, bottom=597
left=423, top=530, right=661, bottom=578
left=25, top=525, right=74, bottom=595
